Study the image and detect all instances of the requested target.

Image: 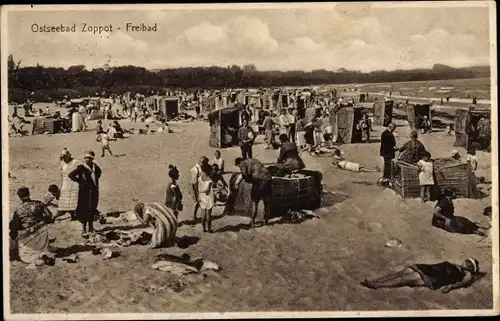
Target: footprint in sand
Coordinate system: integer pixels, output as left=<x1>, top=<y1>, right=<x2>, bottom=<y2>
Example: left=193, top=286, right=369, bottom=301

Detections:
left=357, top=221, right=383, bottom=232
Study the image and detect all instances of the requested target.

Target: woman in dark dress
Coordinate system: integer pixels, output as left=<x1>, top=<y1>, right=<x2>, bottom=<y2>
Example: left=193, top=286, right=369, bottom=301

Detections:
left=360, top=258, right=482, bottom=293
left=398, top=130, right=427, bottom=164
left=68, top=151, right=102, bottom=237
left=432, top=187, right=488, bottom=236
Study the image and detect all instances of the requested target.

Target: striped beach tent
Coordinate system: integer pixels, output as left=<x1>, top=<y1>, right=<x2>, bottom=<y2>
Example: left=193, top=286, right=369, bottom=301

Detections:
left=136, top=202, right=178, bottom=248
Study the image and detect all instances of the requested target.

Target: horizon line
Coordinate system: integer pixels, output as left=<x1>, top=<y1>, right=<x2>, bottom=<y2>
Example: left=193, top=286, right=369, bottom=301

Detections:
left=11, top=63, right=491, bottom=73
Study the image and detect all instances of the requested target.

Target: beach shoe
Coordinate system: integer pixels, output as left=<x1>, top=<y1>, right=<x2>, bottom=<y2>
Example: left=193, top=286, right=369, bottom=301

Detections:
left=81, top=232, right=89, bottom=239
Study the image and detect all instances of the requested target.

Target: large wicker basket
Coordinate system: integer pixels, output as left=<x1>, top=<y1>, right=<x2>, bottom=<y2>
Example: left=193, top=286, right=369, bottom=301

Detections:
left=391, top=159, right=480, bottom=199
left=433, top=159, right=480, bottom=199
left=268, top=170, right=323, bottom=216
left=229, top=170, right=323, bottom=219
left=391, top=160, right=421, bottom=198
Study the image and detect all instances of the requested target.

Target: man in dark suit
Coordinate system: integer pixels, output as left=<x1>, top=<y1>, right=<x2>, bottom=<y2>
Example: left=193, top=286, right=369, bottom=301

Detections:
left=238, top=119, right=256, bottom=159
left=380, top=123, right=398, bottom=179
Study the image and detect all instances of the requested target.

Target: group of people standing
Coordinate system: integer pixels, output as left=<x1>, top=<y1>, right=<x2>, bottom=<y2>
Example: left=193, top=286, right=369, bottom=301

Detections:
left=10, top=148, right=103, bottom=266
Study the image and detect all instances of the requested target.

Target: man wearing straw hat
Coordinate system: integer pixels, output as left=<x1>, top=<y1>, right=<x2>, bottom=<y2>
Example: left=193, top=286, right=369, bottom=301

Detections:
left=68, top=151, right=102, bottom=237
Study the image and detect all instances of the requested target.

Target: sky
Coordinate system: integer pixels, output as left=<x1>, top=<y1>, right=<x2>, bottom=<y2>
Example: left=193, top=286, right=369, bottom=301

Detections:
left=5, top=3, right=493, bottom=72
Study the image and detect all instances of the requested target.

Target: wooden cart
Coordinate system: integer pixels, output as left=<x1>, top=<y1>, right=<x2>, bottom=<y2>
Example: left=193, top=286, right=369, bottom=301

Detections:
left=159, top=97, right=180, bottom=121
left=147, top=95, right=163, bottom=112
left=374, top=99, right=393, bottom=126
left=208, top=106, right=241, bottom=148
left=406, top=102, right=432, bottom=131
left=454, top=108, right=491, bottom=151
left=331, top=106, right=364, bottom=144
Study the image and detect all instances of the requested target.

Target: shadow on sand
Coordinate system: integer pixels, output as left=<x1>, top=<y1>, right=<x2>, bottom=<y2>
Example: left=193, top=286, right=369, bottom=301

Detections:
left=351, top=180, right=377, bottom=186
left=97, top=224, right=144, bottom=233
left=175, top=235, right=200, bottom=249
left=53, top=244, right=97, bottom=258
left=215, top=214, right=316, bottom=233
left=321, top=191, right=350, bottom=207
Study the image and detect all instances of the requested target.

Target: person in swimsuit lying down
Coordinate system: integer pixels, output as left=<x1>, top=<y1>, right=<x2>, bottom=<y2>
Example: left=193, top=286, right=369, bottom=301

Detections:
left=331, top=149, right=380, bottom=172
left=360, top=258, right=483, bottom=293
left=433, top=187, right=489, bottom=236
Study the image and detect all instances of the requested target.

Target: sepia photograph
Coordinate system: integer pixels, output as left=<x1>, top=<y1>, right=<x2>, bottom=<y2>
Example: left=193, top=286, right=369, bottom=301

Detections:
left=1, top=2, right=498, bottom=319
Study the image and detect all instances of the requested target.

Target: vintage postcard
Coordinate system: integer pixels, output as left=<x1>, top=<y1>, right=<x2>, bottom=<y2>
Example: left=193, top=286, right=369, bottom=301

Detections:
left=1, top=2, right=498, bottom=319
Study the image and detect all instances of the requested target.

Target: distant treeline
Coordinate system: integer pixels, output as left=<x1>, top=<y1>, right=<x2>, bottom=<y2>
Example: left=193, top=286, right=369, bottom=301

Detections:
left=7, top=56, right=490, bottom=103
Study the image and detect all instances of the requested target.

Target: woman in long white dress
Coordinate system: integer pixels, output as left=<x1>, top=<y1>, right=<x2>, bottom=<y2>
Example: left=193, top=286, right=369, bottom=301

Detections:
left=54, top=149, right=81, bottom=220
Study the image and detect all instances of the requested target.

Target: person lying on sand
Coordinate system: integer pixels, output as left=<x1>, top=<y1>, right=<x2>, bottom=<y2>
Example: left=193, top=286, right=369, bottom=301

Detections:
left=331, top=149, right=380, bottom=172
left=432, top=187, right=489, bottom=236
left=360, top=258, right=483, bottom=293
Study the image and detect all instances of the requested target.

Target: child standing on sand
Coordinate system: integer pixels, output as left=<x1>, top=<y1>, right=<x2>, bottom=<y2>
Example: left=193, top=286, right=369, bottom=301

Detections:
left=417, top=151, right=434, bottom=203
left=211, top=164, right=229, bottom=203
left=466, top=147, right=478, bottom=171
left=165, top=165, right=183, bottom=218
left=198, top=164, right=215, bottom=233
left=96, top=132, right=114, bottom=157
left=212, top=150, right=225, bottom=174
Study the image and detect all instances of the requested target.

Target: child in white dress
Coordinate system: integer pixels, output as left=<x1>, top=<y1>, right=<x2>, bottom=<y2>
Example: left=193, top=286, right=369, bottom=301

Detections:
left=212, top=150, right=225, bottom=174
left=96, top=132, right=113, bottom=157
left=198, top=164, right=215, bottom=233
left=466, top=147, right=478, bottom=171
left=417, top=151, right=434, bottom=202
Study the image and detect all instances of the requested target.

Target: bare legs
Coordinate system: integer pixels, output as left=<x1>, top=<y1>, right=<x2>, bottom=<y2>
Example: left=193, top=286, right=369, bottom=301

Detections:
left=81, top=219, right=94, bottom=237
left=201, top=209, right=213, bottom=233
left=360, top=165, right=380, bottom=173
left=360, top=268, right=426, bottom=289
left=101, top=145, right=113, bottom=157
left=250, top=196, right=270, bottom=228
left=193, top=202, right=200, bottom=221
left=420, top=185, right=432, bottom=202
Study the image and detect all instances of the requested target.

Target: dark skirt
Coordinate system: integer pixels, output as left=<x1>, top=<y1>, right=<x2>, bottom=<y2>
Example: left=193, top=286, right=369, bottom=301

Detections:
left=432, top=215, right=480, bottom=234
left=410, top=262, right=463, bottom=290
left=304, top=128, right=315, bottom=145
left=76, top=187, right=99, bottom=223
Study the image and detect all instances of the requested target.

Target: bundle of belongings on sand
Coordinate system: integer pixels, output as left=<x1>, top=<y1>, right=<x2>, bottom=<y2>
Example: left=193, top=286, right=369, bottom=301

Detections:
left=224, top=166, right=323, bottom=221
left=84, top=229, right=153, bottom=248
left=167, top=112, right=196, bottom=122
